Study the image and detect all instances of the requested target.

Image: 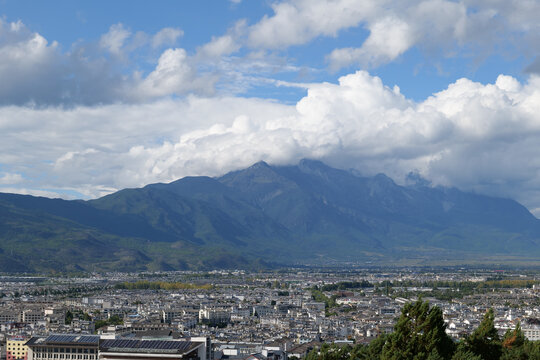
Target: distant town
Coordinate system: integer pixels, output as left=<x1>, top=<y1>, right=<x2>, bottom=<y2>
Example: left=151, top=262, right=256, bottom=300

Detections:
left=0, top=268, right=539, bottom=360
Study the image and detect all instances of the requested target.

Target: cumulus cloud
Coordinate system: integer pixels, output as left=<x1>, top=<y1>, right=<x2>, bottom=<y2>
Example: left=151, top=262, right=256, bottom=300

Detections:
left=0, top=20, right=214, bottom=105
left=0, top=97, right=294, bottom=197
left=197, top=35, right=240, bottom=59
left=195, top=19, right=246, bottom=62
left=0, top=19, right=65, bottom=105
left=239, top=0, right=540, bottom=71
left=132, top=48, right=217, bottom=98
left=247, top=0, right=371, bottom=49
left=99, top=23, right=131, bottom=55
left=2, top=1, right=537, bottom=106
left=5, top=70, right=540, bottom=214
left=326, top=0, right=471, bottom=69
left=328, top=16, right=414, bottom=70
left=151, top=27, right=183, bottom=48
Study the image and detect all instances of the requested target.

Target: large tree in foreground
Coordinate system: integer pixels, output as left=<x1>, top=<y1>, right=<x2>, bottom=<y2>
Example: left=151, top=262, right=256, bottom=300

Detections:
left=463, top=308, right=502, bottom=359
left=381, top=299, right=455, bottom=360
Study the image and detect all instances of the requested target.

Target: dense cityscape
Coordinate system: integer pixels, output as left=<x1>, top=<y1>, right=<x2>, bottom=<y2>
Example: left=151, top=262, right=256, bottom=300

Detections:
left=1, top=268, right=539, bottom=359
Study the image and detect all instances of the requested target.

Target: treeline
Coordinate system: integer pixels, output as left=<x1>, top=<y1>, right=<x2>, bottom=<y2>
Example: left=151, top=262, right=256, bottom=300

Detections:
left=306, top=299, right=540, bottom=360
left=483, top=279, right=538, bottom=289
left=114, top=281, right=212, bottom=290
left=392, top=279, right=539, bottom=290
left=377, top=279, right=540, bottom=302
left=320, top=281, right=373, bottom=292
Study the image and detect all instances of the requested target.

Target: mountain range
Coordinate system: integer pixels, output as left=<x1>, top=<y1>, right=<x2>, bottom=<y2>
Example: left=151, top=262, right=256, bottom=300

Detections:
left=1, top=159, right=540, bottom=272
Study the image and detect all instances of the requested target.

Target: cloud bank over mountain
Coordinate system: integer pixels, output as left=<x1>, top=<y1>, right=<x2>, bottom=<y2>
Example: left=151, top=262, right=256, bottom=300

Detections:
left=3, top=70, right=540, bottom=215
left=1, top=0, right=540, bottom=214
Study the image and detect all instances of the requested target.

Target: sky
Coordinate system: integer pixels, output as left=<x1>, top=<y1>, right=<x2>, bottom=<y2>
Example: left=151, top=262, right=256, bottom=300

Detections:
left=1, top=0, right=540, bottom=214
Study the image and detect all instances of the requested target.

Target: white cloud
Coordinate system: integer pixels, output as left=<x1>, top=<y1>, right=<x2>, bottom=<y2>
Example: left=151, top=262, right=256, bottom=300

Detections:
left=327, top=0, right=469, bottom=69
left=5, top=70, right=540, bottom=214
left=247, top=0, right=372, bottom=49
left=0, top=19, right=65, bottom=105
left=245, top=0, right=468, bottom=69
left=197, top=35, right=239, bottom=59
left=100, top=24, right=184, bottom=53
left=240, top=0, right=540, bottom=71
left=0, top=173, right=23, bottom=185
left=99, top=23, right=131, bottom=55
left=133, top=48, right=217, bottom=99
left=327, top=16, right=414, bottom=70
left=151, top=27, right=183, bottom=48
left=0, top=20, right=214, bottom=105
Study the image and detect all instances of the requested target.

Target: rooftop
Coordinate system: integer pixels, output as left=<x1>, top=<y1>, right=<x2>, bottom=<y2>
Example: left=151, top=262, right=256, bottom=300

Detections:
left=100, top=339, right=200, bottom=354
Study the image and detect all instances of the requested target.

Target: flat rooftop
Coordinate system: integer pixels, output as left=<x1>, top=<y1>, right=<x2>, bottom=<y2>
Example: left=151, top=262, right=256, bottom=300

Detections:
left=99, top=340, right=200, bottom=354
left=27, top=335, right=100, bottom=347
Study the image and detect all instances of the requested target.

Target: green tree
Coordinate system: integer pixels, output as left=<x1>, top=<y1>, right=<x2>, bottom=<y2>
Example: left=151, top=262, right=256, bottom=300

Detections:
left=361, top=334, right=387, bottom=360
left=65, top=310, right=73, bottom=324
left=109, top=314, right=123, bottom=325
left=381, top=299, right=454, bottom=360
left=502, top=322, right=525, bottom=349
left=451, top=343, right=482, bottom=360
left=501, top=322, right=528, bottom=360
left=522, top=341, right=540, bottom=359
left=305, top=344, right=353, bottom=360
left=465, top=309, right=502, bottom=360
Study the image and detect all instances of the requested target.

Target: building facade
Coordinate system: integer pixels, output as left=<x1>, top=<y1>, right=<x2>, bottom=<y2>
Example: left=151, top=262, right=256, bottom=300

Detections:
left=7, top=336, right=29, bottom=360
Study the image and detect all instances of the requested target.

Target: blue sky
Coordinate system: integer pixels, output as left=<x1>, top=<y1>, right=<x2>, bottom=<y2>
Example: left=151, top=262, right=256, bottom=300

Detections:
left=1, top=0, right=540, bottom=213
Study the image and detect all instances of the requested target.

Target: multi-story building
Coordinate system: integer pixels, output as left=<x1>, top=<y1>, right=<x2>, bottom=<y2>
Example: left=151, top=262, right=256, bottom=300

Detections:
left=25, top=334, right=209, bottom=360
left=522, top=321, right=540, bottom=341
left=161, top=310, right=183, bottom=324
left=22, top=310, right=44, bottom=323
left=98, top=339, right=207, bottom=360
left=524, top=328, right=540, bottom=341
left=199, top=308, right=230, bottom=325
left=7, top=336, right=29, bottom=360
left=26, top=335, right=100, bottom=360
left=0, top=311, right=18, bottom=323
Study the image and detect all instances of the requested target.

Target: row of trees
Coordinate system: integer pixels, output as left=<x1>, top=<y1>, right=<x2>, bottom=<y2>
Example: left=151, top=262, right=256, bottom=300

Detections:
left=114, top=280, right=212, bottom=290
left=320, top=281, right=374, bottom=292
left=306, top=299, right=540, bottom=360
left=374, top=279, right=540, bottom=302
